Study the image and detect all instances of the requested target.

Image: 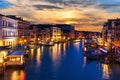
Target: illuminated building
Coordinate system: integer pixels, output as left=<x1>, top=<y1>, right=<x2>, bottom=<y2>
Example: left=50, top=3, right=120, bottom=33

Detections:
left=102, top=19, right=120, bottom=50
left=39, top=28, right=50, bottom=42
left=81, top=31, right=101, bottom=39
left=29, top=26, right=39, bottom=43
left=0, top=46, right=10, bottom=64
left=50, top=27, right=61, bottom=42
left=0, top=15, right=18, bottom=47
left=74, top=31, right=83, bottom=39
left=7, top=15, right=30, bottom=45
left=54, top=24, right=75, bottom=40
left=30, top=24, right=62, bottom=42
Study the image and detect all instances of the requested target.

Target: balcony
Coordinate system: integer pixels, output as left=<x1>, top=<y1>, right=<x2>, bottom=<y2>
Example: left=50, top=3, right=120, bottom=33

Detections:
left=2, top=36, right=18, bottom=39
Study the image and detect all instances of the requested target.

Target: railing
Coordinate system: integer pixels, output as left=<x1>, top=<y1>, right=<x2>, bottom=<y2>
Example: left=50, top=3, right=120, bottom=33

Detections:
left=2, top=36, right=18, bottom=39
left=3, top=36, right=18, bottom=37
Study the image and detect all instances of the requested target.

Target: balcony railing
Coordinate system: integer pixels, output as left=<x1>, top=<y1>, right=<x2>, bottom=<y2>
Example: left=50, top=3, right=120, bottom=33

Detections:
left=2, top=36, right=18, bottom=39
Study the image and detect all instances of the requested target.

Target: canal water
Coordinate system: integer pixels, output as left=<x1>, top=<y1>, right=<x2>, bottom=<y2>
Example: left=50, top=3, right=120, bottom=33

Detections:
left=1, top=41, right=120, bottom=80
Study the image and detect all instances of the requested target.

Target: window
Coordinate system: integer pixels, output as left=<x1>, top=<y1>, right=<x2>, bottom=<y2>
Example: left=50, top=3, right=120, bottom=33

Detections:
left=5, top=21, right=6, bottom=26
left=8, top=57, right=21, bottom=62
left=2, top=31, right=4, bottom=36
left=2, top=20, right=4, bottom=26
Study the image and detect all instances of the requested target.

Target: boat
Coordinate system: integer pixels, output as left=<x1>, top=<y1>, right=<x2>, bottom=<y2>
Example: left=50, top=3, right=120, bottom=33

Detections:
left=44, top=41, right=54, bottom=46
left=84, top=53, right=99, bottom=60
left=5, top=50, right=29, bottom=67
left=38, top=41, right=46, bottom=46
left=83, top=47, right=108, bottom=60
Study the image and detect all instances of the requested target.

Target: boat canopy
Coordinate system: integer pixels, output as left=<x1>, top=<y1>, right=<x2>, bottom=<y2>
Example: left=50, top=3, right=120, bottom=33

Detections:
left=7, top=50, right=25, bottom=56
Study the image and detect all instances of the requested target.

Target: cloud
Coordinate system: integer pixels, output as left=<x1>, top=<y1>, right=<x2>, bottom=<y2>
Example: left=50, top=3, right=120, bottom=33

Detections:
left=0, top=0, right=120, bottom=32
left=98, top=3, right=120, bottom=9
left=33, top=4, right=62, bottom=10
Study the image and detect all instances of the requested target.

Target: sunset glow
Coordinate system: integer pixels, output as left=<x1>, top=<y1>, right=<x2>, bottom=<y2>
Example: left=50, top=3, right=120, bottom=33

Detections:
left=1, top=0, right=120, bottom=32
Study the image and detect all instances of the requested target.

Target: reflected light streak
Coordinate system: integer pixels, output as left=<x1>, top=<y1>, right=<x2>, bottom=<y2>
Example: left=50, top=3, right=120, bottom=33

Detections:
left=52, top=44, right=58, bottom=61
left=58, top=44, right=61, bottom=54
left=11, top=70, right=25, bottom=80
left=11, top=71, right=19, bottom=80
left=37, top=47, right=41, bottom=67
left=52, top=44, right=62, bottom=71
left=82, top=56, right=87, bottom=68
left=63, top=43, right=66, bottom=55
left=30, top=48, right=34, bottom=59
left=41, top=46, right=44, bottom=53
left=20, top=70, right=25, bottom=80
left=73, top=42, right=80, bottom=52
left=102, top=64, right=111, bottom=79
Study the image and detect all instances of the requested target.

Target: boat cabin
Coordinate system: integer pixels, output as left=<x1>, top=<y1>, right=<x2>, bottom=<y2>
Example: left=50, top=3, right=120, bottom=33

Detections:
left=5, top=50, right=26, bottom=66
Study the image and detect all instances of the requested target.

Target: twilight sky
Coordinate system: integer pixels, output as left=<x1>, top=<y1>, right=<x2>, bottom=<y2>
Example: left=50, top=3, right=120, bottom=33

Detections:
left=0, top=0, right=120, bottom=32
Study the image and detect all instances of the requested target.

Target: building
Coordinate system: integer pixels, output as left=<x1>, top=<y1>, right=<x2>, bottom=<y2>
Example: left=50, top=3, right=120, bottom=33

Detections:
left=50, top=27, right=61, bottom=42
left=39, top=28, right=51, bottom=42
left=102, top=18, right=120, bottom=51
left=74, top=31, right=83, bottom=39
left=0, top=15, right=18, bottom=47
left=29, top=25, right=41, bottom=43
left=54, top=24, right=75, bottom=40
left=7, top=15, right=30, bottom=45
left=30, top=24, right=62, bottom=42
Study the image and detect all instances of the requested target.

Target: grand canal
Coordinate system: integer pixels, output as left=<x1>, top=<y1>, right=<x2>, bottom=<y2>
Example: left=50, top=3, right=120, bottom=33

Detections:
left=1, top=41, right=120, bottom=80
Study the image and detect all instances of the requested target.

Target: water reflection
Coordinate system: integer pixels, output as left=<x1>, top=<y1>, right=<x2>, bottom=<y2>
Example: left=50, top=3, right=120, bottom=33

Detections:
left=82, top=56, right=87, bottom=68
left=4, top=70, right=25, bottom=80
left=2, top=41, right=120, bottom=80
left=36, top=47, right=41, bottom=67
left=30, top=48, right=34, bottom=59
left=52, top=44, right=60, bottom=61
left=63, top=43, right=66, bottom=55
left=11, top=70, right=25, bottom=80
left=102, top=64, right=111, bottom=80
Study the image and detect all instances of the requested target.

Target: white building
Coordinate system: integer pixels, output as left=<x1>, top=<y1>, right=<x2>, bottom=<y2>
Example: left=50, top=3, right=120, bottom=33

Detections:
left=0, top=15, right=18, bottom=47
left=50, top=27, right=61, bottom=42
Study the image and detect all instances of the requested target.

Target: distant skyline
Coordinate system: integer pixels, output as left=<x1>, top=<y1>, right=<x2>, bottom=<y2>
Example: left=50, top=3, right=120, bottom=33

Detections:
left=0, top=0, right=120, bottom=32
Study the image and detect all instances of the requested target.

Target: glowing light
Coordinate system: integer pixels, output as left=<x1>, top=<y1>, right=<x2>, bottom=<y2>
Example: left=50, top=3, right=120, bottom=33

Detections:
left=84, top=47, right=87, bottom=52
left=0, top=58, right=3, bottom=63
left=11, top=70, right=25, bottom=80
left=1, top=51, right=7, bottom=58
left=20, top=70, right=25, bottom=80
left=30, top=48, right=34, bottom=59
left=24, top=40, right=27, bottom=42
left=102, top=64, right=111, bottom=79
left=52, top=44, right=58, bottom=61
left=21, top=56, right=23, bottom=64
left=63, top=43, right=66, bottom=55
left=36, top=47, right=41, bottom=67
left=11, top=71, right=19, bottom=80
left=65, top=21, right=77, bottom=24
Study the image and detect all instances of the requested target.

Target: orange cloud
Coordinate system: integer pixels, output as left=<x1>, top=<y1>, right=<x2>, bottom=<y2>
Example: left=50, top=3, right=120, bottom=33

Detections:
left=1, top=0, right=120, bottom=32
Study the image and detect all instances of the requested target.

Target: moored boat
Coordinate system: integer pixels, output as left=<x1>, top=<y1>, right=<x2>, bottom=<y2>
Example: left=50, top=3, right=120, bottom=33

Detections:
left=44, top=41, right=54, bottom=46
left=5, top=50, right=29, bottom=67
left=83, top=47, right=108, bottom=60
